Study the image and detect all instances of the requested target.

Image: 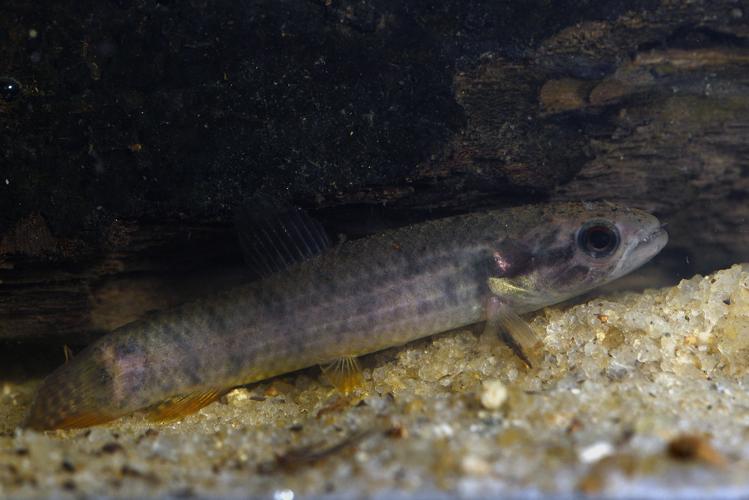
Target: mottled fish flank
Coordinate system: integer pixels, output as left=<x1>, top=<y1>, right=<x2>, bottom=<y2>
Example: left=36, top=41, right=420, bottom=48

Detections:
left=26, top=202, right=667, bottom=430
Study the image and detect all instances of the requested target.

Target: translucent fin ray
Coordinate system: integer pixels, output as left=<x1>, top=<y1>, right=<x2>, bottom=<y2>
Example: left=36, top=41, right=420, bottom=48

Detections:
left=321, top=356, right=363, bottom=394
left=484, top=297, right=542, bottom=368
left=145, top=389, right=223, bottom=422
left=236, top=205, right=331, bottom=278
left=26, top=410, right=117, bottom=431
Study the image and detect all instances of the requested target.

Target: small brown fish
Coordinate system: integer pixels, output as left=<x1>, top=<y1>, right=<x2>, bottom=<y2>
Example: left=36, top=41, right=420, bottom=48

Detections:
left=26, top=202, right=667, bottom=430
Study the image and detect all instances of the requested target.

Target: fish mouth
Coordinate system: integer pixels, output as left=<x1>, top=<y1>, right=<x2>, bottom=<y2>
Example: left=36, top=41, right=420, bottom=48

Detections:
left=638, top=224, right=668, bottom=253
left=615, top=223, right=668, bottom=278
left=637, top=224, right=669, bottom=253
left=632, top=223, right=668, bottom=262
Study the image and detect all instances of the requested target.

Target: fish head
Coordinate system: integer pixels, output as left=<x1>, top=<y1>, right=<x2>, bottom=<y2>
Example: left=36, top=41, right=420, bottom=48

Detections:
left=488, top=202, right=668, bottom=310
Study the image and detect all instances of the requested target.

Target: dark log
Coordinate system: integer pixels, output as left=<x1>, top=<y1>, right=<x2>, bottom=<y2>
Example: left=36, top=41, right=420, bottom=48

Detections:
left=0, top=215, right=248, bottom=343
left=1, top=0, right=748, bottom=344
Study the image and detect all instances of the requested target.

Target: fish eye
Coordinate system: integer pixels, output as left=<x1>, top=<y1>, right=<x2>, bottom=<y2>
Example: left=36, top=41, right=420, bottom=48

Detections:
left=0, top=77, right=21, bottom=102
left=577, top=221, right=620, bottom=258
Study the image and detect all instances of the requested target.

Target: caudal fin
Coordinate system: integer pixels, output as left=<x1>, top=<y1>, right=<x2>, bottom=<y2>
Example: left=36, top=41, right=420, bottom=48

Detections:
left=25, top=349, right=119, bottom=431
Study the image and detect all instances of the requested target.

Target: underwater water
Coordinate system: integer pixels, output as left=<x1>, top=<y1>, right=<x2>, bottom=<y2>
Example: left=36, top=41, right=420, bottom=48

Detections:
left=1, top=0, right=748, bottom=497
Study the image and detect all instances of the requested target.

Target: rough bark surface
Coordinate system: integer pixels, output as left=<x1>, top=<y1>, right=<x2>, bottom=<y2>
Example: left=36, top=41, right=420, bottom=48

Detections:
left=1, top=0, right=747, bottom=343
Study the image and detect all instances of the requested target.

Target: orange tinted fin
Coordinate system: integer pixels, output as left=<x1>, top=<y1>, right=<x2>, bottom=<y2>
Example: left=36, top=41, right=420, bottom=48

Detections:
left=30, top=411, right=118, bottom=431
left=145, top=389, right=223, bottom=422
left=321, top=356, right=363, bottom=394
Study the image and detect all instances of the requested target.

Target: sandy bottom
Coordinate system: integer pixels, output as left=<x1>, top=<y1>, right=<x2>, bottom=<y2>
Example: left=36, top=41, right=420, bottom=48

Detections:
left=2, top=265, right=749, bottom=498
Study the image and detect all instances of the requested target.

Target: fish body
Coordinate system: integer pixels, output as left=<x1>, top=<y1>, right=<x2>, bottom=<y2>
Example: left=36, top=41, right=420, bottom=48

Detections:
left=27, top=202, right=667, bottom=429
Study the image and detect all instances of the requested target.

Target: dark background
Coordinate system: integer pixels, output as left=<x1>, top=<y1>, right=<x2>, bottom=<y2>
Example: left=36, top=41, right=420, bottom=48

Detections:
left=1, top=0, right=747, bottom=351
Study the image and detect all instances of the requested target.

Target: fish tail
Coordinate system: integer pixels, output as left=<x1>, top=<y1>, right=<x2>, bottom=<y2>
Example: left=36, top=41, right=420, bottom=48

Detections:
left=25, top=348, right=119, bottom=430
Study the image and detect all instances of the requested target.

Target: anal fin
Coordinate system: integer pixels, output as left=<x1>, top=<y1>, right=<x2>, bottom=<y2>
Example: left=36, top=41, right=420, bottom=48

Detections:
left=145, top=389, right=224, bottom=422
left=321, top=356, right=363, bottom=394
left=39, top=411, right=117, bottom=431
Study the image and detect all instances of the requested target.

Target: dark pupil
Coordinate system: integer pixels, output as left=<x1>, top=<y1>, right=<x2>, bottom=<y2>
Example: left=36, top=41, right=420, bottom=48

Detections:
left=588, top=227, right=611, bottom=250
left=578, top=222, right=620, bottom=258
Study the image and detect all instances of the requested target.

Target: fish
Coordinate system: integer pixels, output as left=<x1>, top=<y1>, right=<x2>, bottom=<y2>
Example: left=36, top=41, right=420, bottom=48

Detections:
left=25, top=202, right=668, bottom=430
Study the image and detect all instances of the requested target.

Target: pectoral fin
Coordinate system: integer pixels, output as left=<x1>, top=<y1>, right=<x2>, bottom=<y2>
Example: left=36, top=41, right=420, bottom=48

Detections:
left=321, top=356, right=363, bottom=394
left=145, top=389, right=224, bottom=422
left=485, top=297, right=542, bottom=368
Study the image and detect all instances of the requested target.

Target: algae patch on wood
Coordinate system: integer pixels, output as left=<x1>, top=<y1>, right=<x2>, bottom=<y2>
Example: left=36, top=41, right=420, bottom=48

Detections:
left=2, top=265, right=749, bottom=497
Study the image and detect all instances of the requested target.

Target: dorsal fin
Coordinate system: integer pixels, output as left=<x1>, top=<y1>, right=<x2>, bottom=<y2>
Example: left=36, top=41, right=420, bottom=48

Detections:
left=236, top=205, right=331, bottom=278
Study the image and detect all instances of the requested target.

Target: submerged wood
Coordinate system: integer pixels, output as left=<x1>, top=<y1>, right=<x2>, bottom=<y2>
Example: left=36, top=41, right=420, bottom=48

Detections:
left=1, top=0, right=747, bottom=343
